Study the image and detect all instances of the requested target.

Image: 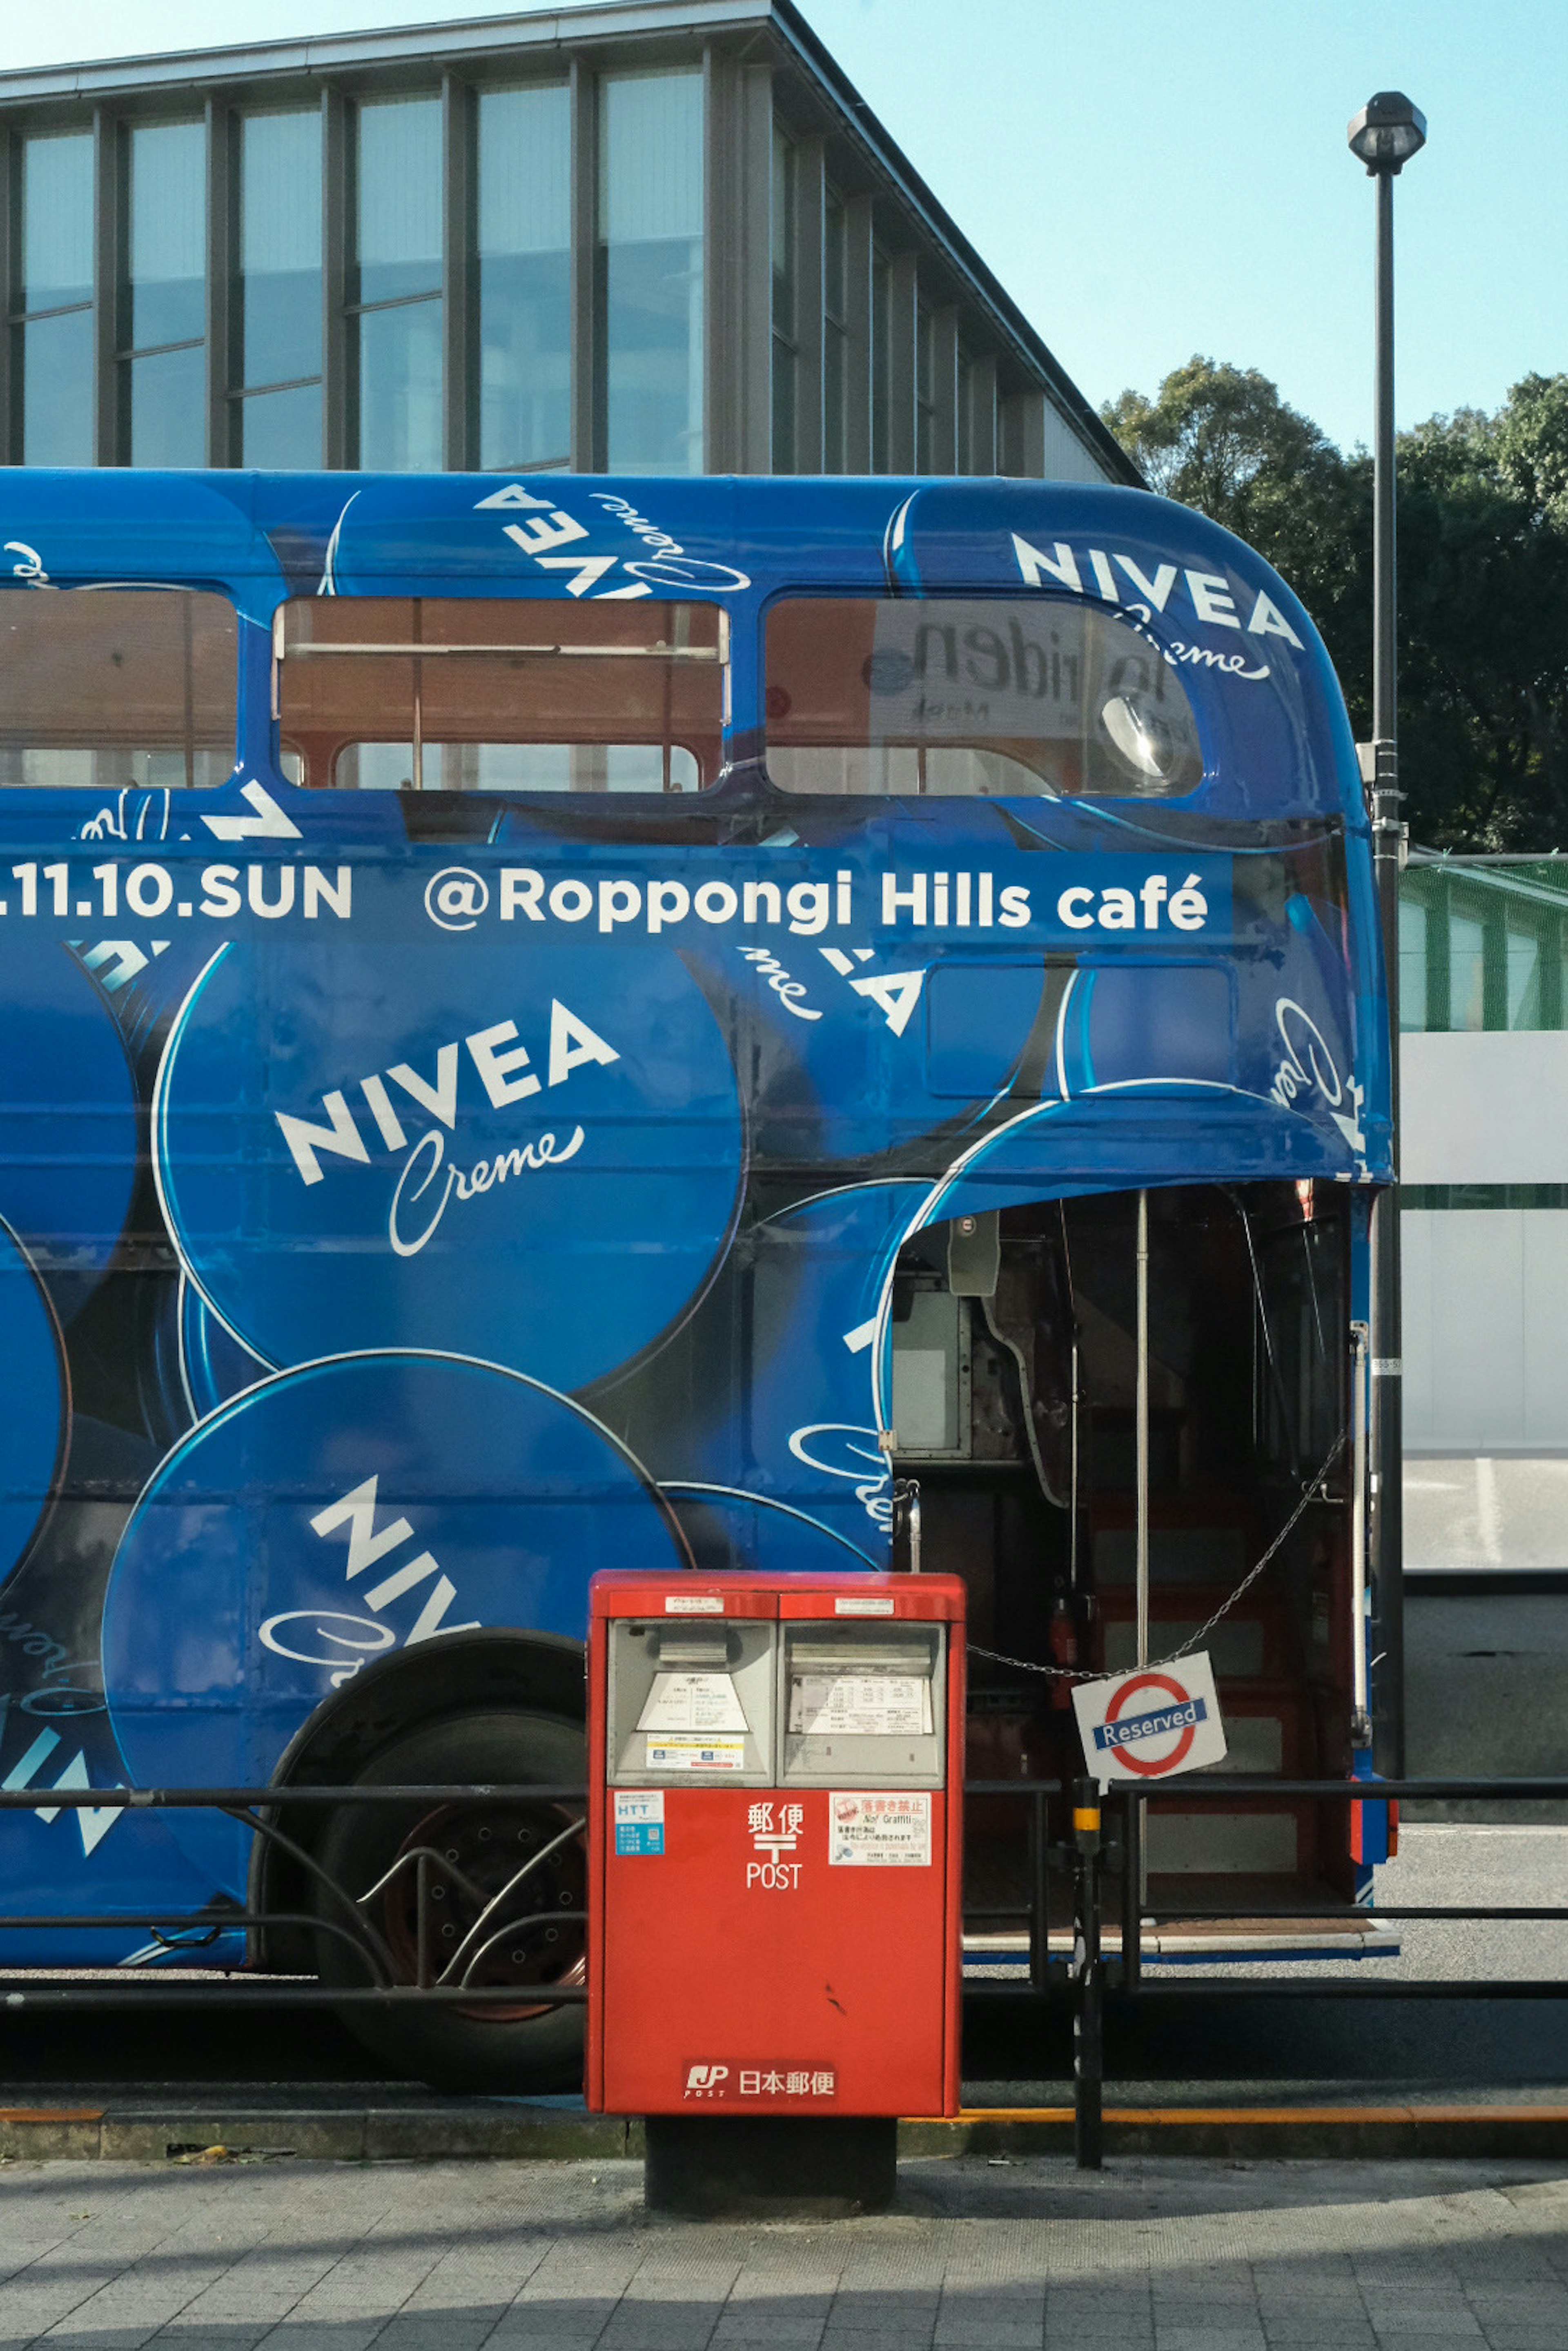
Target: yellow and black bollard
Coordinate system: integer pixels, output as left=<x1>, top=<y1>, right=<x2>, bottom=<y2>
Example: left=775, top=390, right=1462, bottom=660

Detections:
left=1071, top=1776, right=1104, bottom=2171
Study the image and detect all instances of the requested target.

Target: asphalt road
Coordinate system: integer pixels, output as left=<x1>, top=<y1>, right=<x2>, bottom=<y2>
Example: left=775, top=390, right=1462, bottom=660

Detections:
left=1406, top=1589, right=1568, bottom=1813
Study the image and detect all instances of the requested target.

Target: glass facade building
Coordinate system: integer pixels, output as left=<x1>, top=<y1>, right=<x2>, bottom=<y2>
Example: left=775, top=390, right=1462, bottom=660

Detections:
left=1400, top=858, right=1568, bottom=1040
left=0, top=0, right=1132, bottom=486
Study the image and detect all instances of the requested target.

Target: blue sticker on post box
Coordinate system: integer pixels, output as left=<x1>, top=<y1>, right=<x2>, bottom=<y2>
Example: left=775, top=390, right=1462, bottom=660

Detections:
left=615, top=1790, right=666, bottom=1856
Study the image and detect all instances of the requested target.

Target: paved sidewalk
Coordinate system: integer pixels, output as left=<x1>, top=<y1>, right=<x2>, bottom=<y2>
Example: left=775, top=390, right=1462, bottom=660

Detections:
left=3, top=2154, right=1568, bottom=2347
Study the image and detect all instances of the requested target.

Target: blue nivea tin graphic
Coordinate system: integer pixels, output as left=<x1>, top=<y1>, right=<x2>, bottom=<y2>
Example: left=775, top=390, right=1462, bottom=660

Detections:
left=0, top=1220, right=65, bottom=1592
left=0, top=938, right=137, bottom=1278
left=101, top=1349, right=688, bottom=1891
left=154, top=937, right=744, bottom=1390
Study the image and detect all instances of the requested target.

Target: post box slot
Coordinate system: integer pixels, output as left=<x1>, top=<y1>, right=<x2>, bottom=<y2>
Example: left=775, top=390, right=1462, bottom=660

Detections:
left=606, top=1616, right=777, bottom=1786
left=648, top=1629, right=737, bottom=1668
left=779, top=1623, right=945, bottom=1788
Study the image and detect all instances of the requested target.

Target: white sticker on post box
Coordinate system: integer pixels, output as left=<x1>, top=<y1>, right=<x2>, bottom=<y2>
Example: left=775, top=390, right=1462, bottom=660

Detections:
left=637, top=1672, right=747, bottom=1734
left=792, top=1674, right=932, bottom=1737
left=664, top=1593, right=724, bottom=1614
left=645, top=1735, right=747, bottom=1772
left=829, top=1791, right=932, bottom=1866
left=614, top=1790, right=665, bottom=1856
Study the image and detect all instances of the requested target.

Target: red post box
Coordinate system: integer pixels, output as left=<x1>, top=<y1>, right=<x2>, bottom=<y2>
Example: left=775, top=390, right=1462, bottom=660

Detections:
left=586, top=1569, right=965, bottom=2209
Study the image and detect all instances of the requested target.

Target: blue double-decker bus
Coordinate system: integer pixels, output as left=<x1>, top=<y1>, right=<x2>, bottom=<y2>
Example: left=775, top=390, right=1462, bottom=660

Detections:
left=0, top=467, right=1390, bottom=2086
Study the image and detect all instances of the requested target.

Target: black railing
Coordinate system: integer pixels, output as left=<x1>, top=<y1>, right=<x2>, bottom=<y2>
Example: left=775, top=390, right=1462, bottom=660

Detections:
left=1037, top=1774, right=1568, bottom=2171
left=0, top=1781, right=588, bottom=2008
left=4, top=1771, right=1566, bottom=2173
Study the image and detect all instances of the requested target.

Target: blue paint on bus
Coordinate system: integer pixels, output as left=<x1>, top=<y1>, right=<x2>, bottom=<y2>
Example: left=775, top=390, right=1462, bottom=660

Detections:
left=0, top=467, right=1387, bottom=1957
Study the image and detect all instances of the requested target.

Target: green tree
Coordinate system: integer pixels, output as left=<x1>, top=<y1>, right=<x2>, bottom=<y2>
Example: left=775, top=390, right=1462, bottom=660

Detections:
left=1103, top=358, right=1568, bottom=851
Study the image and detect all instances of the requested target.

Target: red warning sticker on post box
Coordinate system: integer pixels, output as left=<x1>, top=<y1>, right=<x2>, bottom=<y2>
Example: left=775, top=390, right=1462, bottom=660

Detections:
left=828, top=1791, right=932, bottom=1865
left=1071, top=1654, right=1227, bottom=1785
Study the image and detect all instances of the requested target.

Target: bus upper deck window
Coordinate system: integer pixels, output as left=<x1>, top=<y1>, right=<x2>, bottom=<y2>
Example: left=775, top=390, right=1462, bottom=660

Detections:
left=764, top=597, right=1203, bottom=799
left=275, top=596, right=724, bottom=792
left=0, top=588, right=237, bottom=790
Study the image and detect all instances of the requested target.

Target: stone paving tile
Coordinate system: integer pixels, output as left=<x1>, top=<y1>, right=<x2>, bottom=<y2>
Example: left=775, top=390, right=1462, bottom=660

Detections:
left=710, top=2324, right=831, bottom=2344
left=7, top=2159, right=1568, bottom=2351
left=1152, top=2330, right=1268, bottom=2351
left=1043, top=2322, right=1156, bottom=2344
left=1261, top=2329, right=1376, bottom=2346
left=136, top=2331, right=273, bottom=2349
left=931, top=2327, right=1041, bottom=2347
left=702, top=2342, right=824, bottom=2351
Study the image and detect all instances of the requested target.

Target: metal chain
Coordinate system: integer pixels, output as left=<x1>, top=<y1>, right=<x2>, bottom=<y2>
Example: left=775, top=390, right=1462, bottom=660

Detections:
left=968, top=1429, right=1350, bottom=1684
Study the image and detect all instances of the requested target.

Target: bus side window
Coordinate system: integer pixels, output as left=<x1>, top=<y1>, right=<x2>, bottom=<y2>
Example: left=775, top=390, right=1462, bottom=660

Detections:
left=0, top=588, right=238, bottom=790
left=764, top=596, right=1203, bottom=799
left=274, top=596, right=724, bottom=792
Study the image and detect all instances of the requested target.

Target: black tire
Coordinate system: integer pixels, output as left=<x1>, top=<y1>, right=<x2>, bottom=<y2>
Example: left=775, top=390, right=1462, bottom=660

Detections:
left=310, top=1708, right=586, bottom=2095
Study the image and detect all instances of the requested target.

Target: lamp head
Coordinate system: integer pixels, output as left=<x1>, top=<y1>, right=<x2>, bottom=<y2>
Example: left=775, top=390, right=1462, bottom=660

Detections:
left=1348, top=91, right=1427, bottom=174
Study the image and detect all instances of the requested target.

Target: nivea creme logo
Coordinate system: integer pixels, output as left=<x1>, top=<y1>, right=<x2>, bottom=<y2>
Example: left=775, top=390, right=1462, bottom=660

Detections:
left=155, top=937, right=744, bottom=1391
left=102, top=1349, right=687, bottom=1894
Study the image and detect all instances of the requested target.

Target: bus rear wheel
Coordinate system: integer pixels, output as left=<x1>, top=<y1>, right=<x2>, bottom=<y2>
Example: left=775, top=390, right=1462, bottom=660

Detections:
left=310, top=1708, right=586, bottom=2094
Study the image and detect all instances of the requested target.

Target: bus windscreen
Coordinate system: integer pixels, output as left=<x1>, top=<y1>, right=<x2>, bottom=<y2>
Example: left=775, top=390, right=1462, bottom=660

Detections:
left=764, top=596, right=1203, bottom=798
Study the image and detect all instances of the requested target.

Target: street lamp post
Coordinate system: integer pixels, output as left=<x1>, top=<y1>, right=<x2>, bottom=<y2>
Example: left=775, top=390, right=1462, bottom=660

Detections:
left=1347, top=91, right=1425, bottom=1774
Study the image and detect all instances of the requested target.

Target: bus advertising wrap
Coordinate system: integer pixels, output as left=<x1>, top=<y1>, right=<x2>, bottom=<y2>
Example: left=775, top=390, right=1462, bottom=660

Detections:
left=0, top=467, right=1388, bottom=1964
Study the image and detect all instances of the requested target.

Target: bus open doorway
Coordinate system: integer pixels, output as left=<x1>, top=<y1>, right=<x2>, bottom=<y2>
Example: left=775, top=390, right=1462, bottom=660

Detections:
left=887, top=1183, right=1393, bottom=1970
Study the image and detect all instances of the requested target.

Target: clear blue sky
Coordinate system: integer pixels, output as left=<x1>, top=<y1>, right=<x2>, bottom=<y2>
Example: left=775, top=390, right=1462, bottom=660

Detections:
left=2, top=0, right=1561, bottom=452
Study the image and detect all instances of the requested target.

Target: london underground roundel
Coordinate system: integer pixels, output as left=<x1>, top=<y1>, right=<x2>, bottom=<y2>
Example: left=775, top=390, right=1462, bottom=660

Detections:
left=1071, top=1654, right=1227, bottom=1785
left=154, top=937, right=744, bottom=1391
left=101, top=1349, right=688, bottom=1893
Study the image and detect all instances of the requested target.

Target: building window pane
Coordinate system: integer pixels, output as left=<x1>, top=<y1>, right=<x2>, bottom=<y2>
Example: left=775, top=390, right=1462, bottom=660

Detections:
left=771, top=125, right=797, bottom=472
left=1399, top=897, right=1428, bottom=1031
left=478, top=83, right=571, bottom=471
left=1449, top=909, right=1485, bottom=1031
left=359, top=302, right=443, bottom=473
left=22, top=131, right=93, bottom=311
left=125, top=119, right=205, bottom=466
left=599, top=70, right=703, bottom=474
left=871, top=247, right=889, bottom=472
left=354, top=95, right=442, bottom=470
left=130, top=346, right=206, bottom=470
left=21, top=312, right=94, bottom=467
left=129, top=120, right=205, bottom=352
left=956, top=342, right=973, bottom=473
left=241, top=111, right=322, bottom=396
left=357, top=95, right=441, bottom=305
left=1507, top=921, right=1543, bottom=1029
left=822, top=185, right=846, bottom=474
left=242, top=382, right=324, bottom=469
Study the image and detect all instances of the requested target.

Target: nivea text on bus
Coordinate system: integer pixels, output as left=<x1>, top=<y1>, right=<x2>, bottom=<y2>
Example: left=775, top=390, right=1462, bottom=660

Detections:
left=1011, top=534, right=1305, bottom=654
left=274, top=995, right=617, bottom=1193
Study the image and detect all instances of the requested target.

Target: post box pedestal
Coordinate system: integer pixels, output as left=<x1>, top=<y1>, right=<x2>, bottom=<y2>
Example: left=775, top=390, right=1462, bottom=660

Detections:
left=644, top=2114, right=898, bottom=2217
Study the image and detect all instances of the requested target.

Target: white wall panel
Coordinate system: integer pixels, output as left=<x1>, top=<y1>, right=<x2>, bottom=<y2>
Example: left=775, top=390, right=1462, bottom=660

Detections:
left=1403, top=1031, right=1568, bottom=1183
left=1523, top=1213, right=1568, bottom=1445
left=1402, top=1206, right=1434, bottom=1445
left=1403, top=1209, right=1568, bottom=1450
